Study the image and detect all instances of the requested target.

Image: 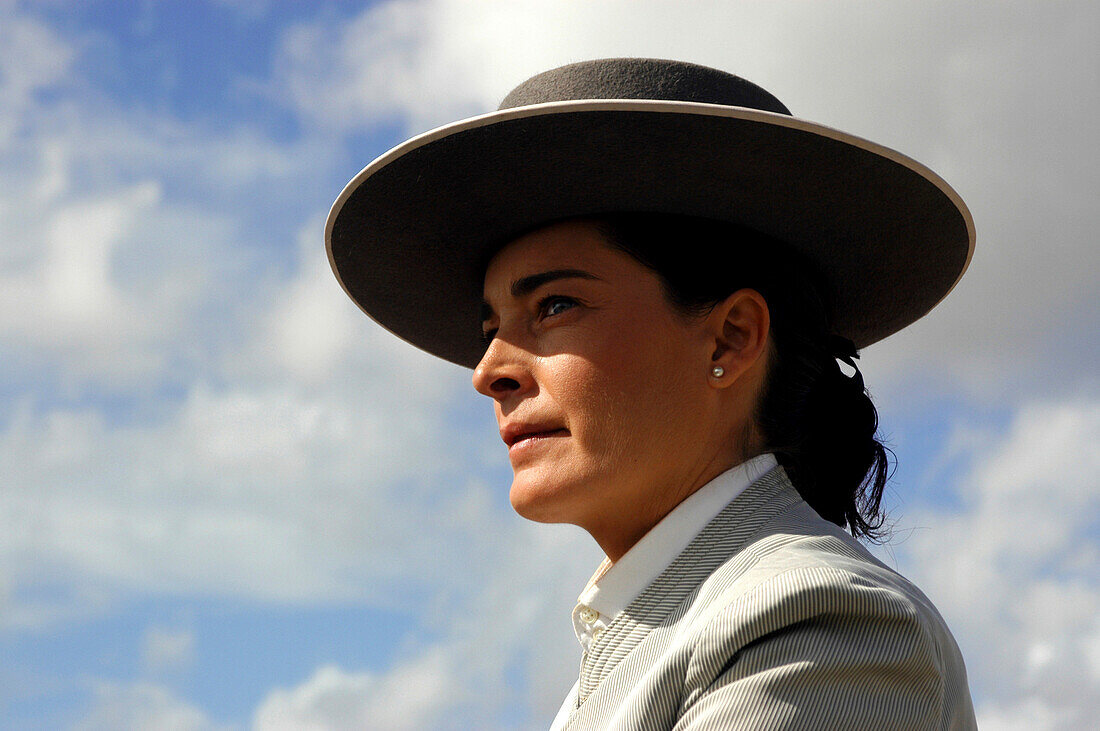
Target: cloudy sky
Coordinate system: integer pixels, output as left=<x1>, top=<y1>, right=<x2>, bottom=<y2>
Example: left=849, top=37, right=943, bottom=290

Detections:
left=1, top=1, right=1096, bottom=729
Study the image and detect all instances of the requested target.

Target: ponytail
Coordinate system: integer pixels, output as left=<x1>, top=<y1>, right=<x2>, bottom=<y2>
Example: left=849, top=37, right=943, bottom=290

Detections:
left=757, top=330, right=890, bottom=539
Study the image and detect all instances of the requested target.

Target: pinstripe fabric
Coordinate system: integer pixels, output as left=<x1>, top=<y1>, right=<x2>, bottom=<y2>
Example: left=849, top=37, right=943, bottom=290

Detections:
left=557, top=466, right=975, bottom=730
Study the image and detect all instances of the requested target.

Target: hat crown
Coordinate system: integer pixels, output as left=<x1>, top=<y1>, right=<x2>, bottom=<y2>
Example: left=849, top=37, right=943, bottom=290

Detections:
left=499, top=58, right=792, bottom=116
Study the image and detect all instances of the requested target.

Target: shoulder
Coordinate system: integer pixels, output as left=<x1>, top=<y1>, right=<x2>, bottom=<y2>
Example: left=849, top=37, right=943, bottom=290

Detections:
left=688, top=499, right=952, bottom=647
left=675, top=500, right=974, bottom=726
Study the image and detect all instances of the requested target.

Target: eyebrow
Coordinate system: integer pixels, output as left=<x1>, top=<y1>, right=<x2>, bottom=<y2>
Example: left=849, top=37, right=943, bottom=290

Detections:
left=480, top=269, right=602, bottom=321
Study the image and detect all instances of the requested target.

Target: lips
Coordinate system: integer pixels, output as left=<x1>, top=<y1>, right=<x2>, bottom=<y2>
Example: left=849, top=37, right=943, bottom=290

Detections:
left=500, top=422, right=569, bottom=448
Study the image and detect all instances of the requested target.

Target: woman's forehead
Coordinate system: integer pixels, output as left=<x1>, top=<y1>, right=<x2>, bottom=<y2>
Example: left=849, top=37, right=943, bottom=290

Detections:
left=483, top=219, right=619, bottom=284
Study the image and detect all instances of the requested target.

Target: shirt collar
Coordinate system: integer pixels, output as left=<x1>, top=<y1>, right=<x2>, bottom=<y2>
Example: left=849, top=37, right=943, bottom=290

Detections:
left=576, top=453, right=778, bottom=627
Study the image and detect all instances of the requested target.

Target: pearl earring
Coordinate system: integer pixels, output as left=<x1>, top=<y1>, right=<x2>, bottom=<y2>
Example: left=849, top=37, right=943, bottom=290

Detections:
left=711, top=366, right=725, bottom=378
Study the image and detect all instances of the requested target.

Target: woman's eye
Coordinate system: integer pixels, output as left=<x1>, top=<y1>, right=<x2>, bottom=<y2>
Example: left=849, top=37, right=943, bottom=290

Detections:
left=540, top=297, right=576, bottom=318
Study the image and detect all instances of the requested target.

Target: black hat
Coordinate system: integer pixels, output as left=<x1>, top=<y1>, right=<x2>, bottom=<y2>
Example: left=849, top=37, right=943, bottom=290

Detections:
left=326, top=58, right=974, bottom=368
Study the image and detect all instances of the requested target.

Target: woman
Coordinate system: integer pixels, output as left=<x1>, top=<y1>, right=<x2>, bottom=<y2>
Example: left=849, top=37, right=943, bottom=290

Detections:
left=327, top=59, right=976, bottom=729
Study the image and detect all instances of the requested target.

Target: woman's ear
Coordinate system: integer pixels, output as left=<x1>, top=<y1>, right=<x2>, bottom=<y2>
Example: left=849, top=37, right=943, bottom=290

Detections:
left=705, top=288, right=770, bottom=389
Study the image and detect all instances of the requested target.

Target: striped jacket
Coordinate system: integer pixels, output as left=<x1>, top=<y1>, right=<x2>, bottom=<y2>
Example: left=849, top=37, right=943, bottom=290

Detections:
left=553, top=466, right=976, bottom=730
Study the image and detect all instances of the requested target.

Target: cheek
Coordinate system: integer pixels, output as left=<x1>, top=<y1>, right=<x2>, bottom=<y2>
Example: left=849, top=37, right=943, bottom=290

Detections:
left=537, top=349, right=627, bottom=467
left=560, top=327, right=697, bottom=463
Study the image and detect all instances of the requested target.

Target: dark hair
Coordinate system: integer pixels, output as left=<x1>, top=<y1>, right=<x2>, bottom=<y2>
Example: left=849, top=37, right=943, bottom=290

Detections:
left=592, top=213, right=891, bottom=541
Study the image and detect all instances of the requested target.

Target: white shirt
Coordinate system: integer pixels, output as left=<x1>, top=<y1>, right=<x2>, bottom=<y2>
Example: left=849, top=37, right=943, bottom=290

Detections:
left=550, top=453, right=778, bottom=729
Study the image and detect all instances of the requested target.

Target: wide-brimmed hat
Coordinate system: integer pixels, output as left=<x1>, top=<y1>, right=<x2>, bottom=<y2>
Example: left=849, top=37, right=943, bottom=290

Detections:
left=326, top=58, right=974, bottom=368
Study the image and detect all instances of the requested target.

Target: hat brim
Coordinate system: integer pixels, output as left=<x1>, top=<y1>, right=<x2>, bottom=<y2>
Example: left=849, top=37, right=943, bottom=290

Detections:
left=327, top=100, right=974, bottom=368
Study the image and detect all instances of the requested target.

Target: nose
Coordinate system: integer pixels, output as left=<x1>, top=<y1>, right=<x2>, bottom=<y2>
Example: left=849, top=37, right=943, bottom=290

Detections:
left=472, top=336, right=534, bottom=401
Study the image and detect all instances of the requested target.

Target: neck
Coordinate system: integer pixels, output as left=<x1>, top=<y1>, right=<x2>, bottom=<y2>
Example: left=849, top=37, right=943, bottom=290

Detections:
left=588, top=448, right=758, bottom=563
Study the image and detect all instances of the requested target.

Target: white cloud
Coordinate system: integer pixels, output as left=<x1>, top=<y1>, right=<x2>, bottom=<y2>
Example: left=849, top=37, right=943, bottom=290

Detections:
left=252, top=519, right=597, bottom=729
left=0, top=64, right=483, bottom=621
left=258, top=219, right=375, bottom=383
left=0, top=8, right=73, bottom=144
left=142, top=627, right=196, bottom=674
left=0, top=182, right=160, bottom=340
left=890, top=398, right=1100, bottom=730
left=0, top=196, right=480, bottom=624
left=0, top=367, right=471, bottom=617
left=977, top=697, right=1079, bottom=731
left=254, top=657, right=459, bottom=731
left=0, top=169, right=246, bottom=389
left=74, top=680, right=234, bottom=731
left=0, top=5, right=337, bottom=393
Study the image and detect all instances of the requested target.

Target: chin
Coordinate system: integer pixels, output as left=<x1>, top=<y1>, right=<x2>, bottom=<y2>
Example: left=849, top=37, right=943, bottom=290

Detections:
left=508, top=469, right=585, bottom=524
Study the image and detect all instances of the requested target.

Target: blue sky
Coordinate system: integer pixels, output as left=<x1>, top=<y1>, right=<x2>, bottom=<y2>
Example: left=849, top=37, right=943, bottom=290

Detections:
left=1, top=1, right=1097, bottom=729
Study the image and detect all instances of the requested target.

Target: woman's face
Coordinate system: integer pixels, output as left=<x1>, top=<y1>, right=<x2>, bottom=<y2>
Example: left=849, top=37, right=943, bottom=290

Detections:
left=474, top=219, right=742, bottom=543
